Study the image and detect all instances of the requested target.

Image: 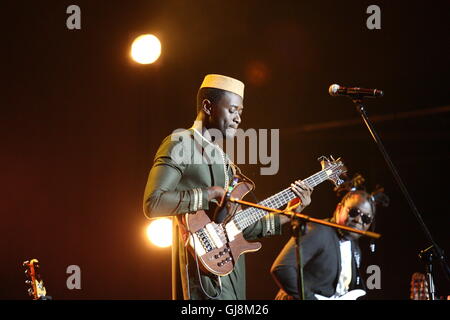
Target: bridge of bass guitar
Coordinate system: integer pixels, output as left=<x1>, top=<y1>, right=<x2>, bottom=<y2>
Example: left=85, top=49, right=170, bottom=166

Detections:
left=198, top=234, right=262, bottom=276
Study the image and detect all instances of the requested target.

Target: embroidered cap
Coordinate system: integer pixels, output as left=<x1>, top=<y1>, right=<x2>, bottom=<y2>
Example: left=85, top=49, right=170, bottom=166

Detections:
left=200, top=74, right=245, bottom=99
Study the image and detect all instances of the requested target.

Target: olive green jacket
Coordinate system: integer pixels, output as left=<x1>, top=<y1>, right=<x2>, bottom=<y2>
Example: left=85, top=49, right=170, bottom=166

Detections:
left=143, top=128, right=281, bottom=300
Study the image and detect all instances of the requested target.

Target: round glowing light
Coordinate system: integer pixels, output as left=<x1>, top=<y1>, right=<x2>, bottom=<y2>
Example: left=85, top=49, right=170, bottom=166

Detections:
left=146, top=218, right=172, bottom=247
left=131, top=34, right=161, bottom=64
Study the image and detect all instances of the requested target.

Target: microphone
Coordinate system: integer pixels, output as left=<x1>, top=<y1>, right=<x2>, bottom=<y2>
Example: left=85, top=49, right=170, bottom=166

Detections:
left=213, top=177, right=239, bottom=223
left=329, top=84, right=384, bottom=98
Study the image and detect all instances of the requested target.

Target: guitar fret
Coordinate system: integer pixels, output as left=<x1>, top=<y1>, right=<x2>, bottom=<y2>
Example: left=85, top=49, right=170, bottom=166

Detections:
left=231, top=164, right=340, bottom=230
left=235, top=188, right=293, bottom=229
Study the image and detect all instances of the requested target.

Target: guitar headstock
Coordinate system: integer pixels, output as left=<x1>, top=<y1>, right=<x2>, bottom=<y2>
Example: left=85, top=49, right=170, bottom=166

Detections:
left=23, top=259, right=48, bottom=300
left=318, top=155, right=347, bottom=187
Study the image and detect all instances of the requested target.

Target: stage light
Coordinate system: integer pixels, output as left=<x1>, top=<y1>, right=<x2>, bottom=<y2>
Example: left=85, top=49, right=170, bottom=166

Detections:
left=131, top=34, right=161, bottom=64
left=146, top=218, right=172, bottom=247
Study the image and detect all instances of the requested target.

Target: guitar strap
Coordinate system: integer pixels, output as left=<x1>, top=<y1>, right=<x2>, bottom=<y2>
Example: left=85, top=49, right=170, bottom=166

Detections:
left=230, top=162, right=256, bottom=189
left=230, top=161, right=237, bottom=177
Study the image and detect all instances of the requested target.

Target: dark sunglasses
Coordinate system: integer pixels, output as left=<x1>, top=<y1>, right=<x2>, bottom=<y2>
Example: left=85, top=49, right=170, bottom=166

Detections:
left=348, top=208, right=373, bottom=225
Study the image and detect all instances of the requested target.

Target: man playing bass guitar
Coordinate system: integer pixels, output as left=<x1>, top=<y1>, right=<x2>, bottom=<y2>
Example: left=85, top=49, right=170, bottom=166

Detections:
left=143, top=74, right=313, bottom=300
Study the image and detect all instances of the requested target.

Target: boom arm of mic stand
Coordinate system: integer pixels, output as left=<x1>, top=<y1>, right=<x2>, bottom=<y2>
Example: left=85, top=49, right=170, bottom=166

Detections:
left=229, top=197, right=381, bottom=239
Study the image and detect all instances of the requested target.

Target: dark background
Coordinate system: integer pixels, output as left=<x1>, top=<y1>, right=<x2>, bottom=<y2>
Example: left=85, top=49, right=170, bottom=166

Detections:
left=1, top=0, right=449, bottom=300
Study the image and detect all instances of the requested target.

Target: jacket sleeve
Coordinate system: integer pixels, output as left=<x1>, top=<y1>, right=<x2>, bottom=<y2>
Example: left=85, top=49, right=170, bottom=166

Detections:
left=270, top=225, right=325, bottom=298
left=143, top=134, right=209, bottom=218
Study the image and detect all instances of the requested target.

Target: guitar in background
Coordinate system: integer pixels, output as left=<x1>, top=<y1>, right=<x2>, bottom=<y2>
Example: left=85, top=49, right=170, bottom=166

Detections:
left=315, top=289, right=366, bottom=300
left=23, top=259, right=52, bottom=300
left=410, top=272, right=429, bottom=300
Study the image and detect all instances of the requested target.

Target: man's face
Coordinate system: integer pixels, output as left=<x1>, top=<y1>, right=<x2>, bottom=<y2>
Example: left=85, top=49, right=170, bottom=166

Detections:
left=336, top=194, right=374, bottom=240
left=208, top=91, right=243, bottom=139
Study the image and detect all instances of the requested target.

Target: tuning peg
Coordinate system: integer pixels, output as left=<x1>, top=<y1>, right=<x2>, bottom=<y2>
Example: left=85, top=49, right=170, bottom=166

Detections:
left=335, top=178, right=344, bottom=186
left=22, top=261, right=29, bottom=266
left=329, top=155, right=343, bottom=163
left=27, top=288, right=33, bottom=296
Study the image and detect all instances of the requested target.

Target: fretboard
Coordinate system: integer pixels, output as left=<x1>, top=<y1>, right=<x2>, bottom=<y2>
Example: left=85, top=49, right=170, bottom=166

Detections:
left=231, top=169, right=331, bottom=230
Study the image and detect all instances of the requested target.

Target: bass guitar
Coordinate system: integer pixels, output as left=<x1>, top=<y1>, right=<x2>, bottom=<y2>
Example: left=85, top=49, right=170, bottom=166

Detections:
left=183, top=156, right=346, bottom=276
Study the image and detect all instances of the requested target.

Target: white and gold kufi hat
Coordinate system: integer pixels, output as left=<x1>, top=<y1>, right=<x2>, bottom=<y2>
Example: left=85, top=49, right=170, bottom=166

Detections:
left=200, top=74, right=244, bottom=99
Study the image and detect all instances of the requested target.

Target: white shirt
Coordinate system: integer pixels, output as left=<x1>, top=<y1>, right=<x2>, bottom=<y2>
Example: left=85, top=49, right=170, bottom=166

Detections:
left=333, top=240, right=352, bottom=298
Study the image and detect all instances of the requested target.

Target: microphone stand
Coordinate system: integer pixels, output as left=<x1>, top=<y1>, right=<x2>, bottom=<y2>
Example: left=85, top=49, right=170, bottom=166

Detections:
left=229, top=197, right=381, bottom=300
left=351, top=98, right=450, bottom=298
left=290, top=206, right=307, bottom=301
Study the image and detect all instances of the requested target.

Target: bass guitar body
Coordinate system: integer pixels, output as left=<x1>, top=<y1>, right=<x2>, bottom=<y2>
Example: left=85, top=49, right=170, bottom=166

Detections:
left=183, top=181, right=261, bottom=276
